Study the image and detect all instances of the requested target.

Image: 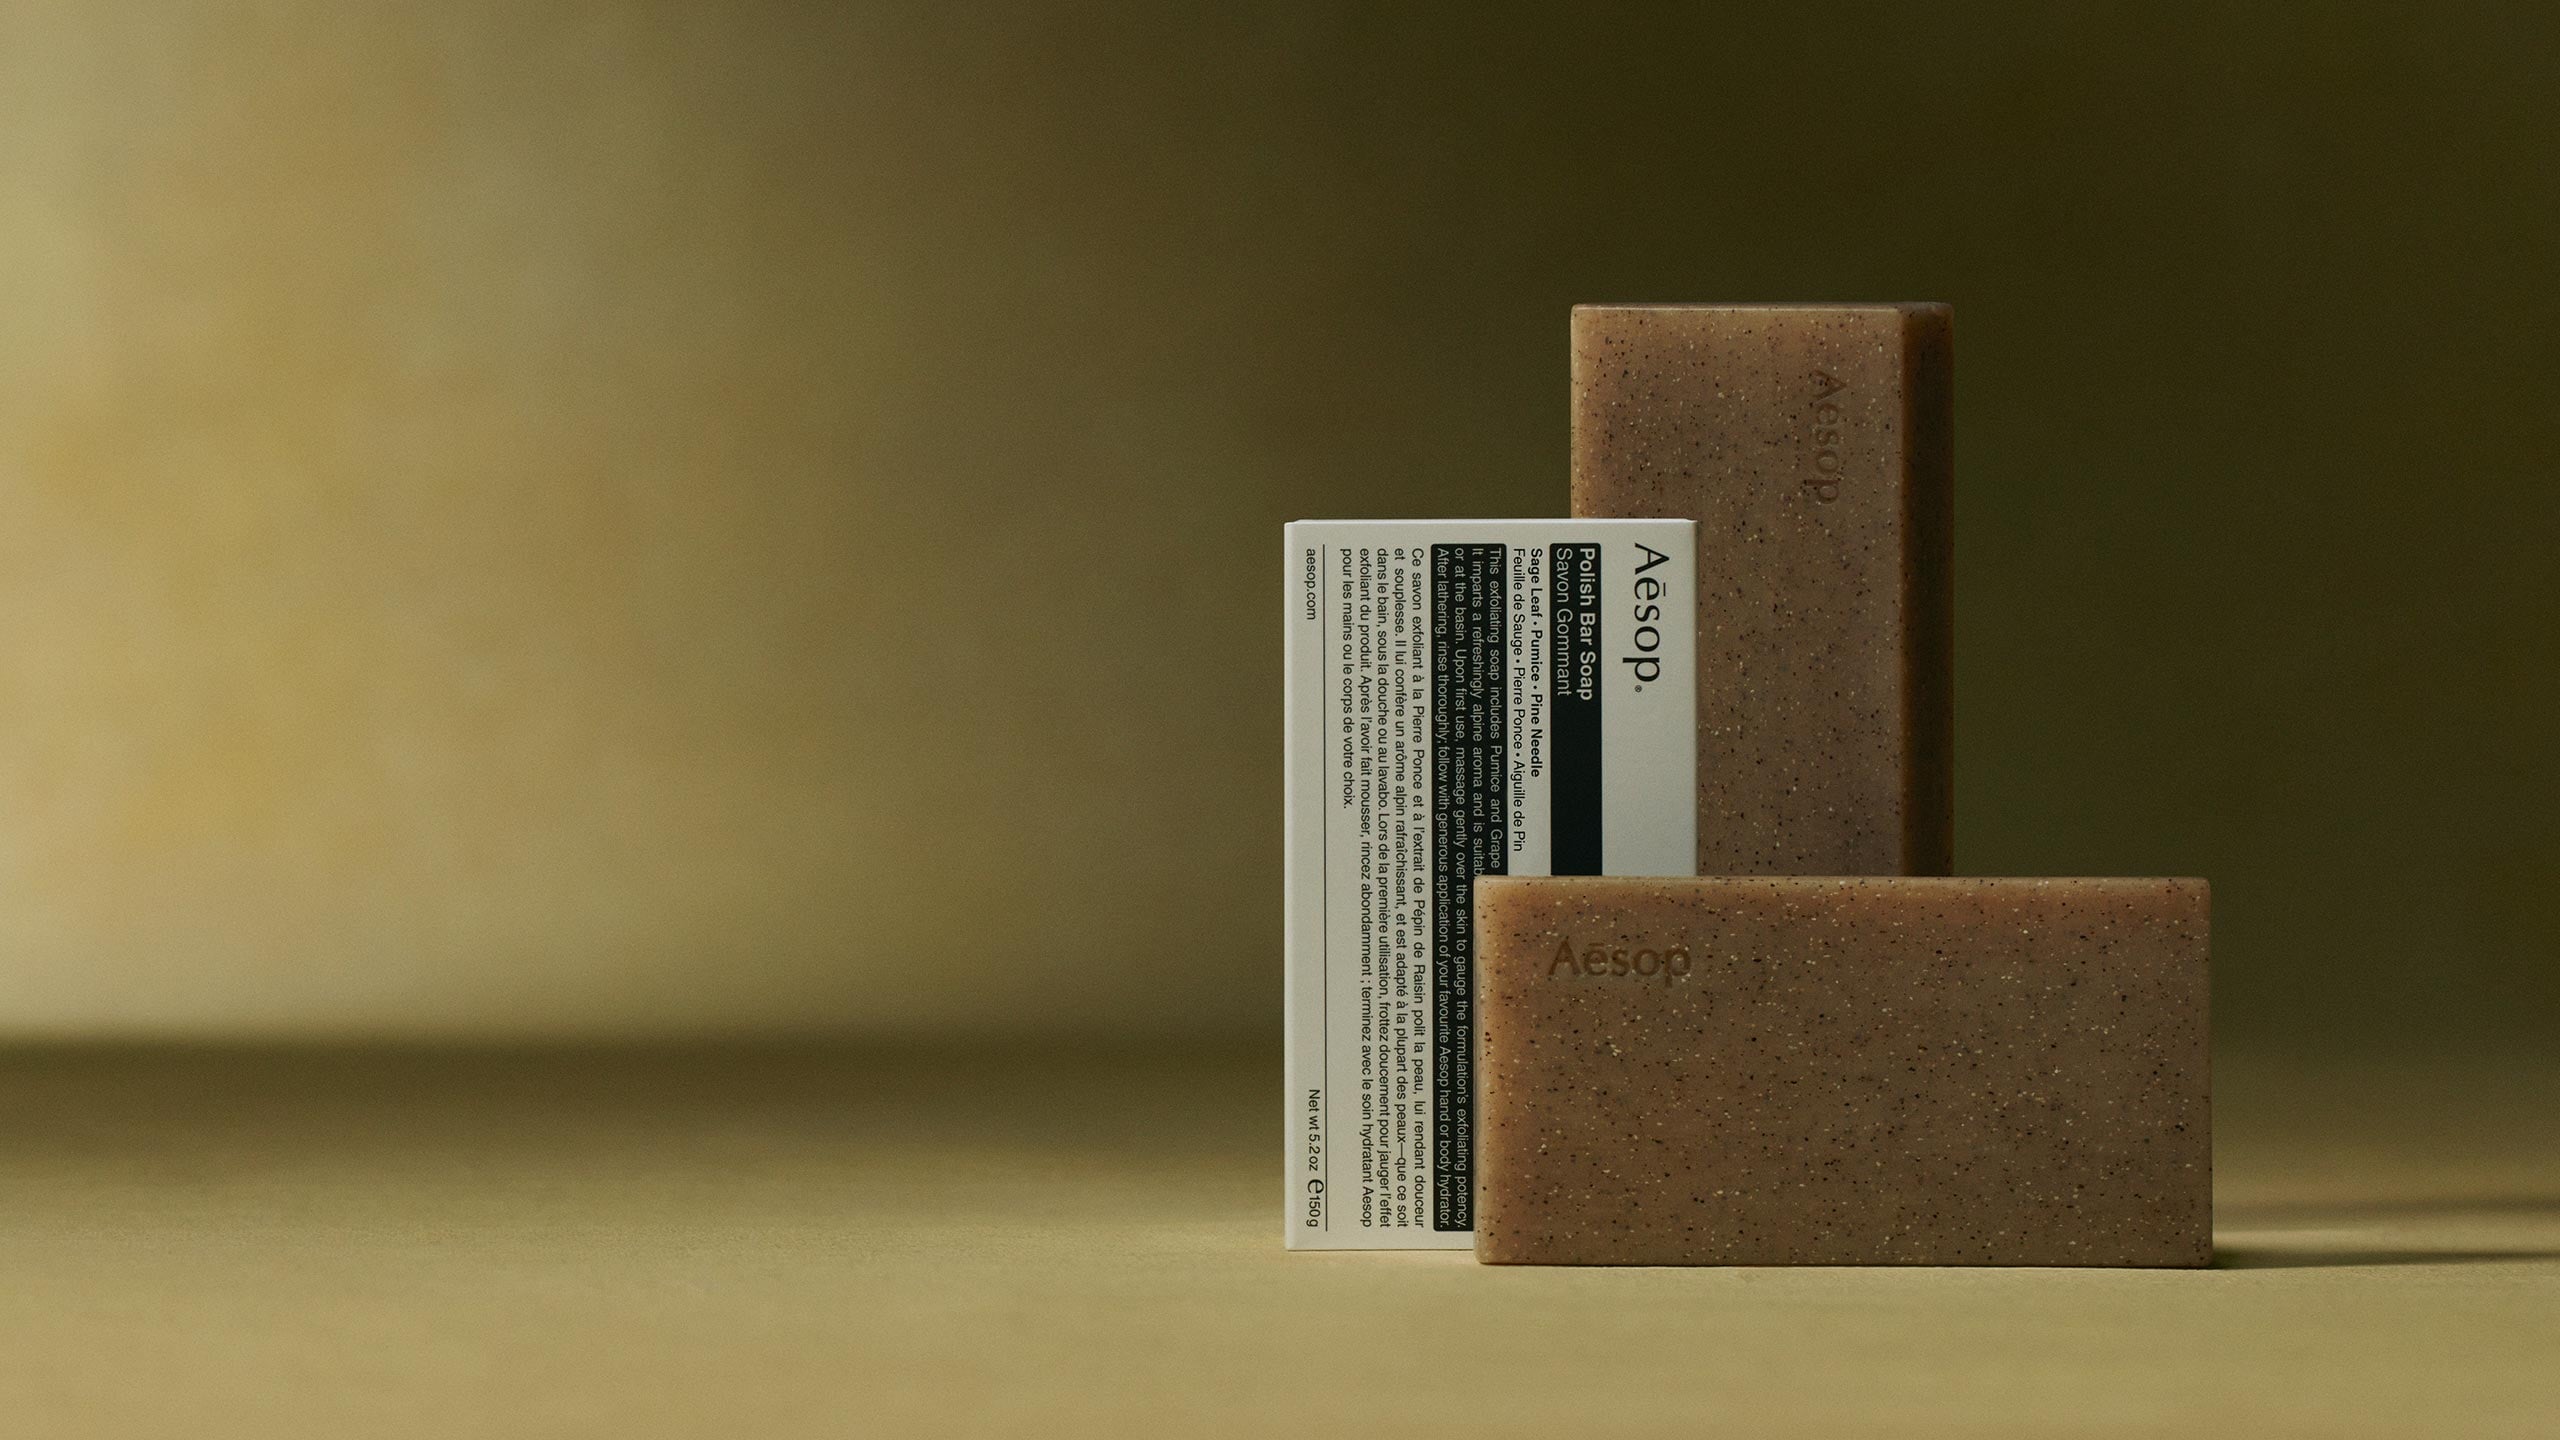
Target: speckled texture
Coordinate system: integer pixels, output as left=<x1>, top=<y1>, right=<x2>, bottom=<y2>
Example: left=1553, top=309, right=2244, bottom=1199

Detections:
left=1571, top=304, right=1953, bottom=875
left=1474, top=876, right=2210, bottom=1266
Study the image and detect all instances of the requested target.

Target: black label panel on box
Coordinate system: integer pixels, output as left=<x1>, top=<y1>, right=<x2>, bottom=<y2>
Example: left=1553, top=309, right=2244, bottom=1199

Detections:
left=1547, top=543, right=1604, bottom=877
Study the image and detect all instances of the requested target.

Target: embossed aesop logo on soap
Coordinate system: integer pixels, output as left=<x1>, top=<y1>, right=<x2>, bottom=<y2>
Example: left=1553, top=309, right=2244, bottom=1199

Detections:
left=1547, top=938, right=1692, bottom=981
left=1805, top=369, right=1848, bottom=504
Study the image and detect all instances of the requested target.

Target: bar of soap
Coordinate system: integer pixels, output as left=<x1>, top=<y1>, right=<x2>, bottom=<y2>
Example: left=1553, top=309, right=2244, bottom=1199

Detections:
left=1474, top=876, right=2210, bottom=1267
left=1571, top=304, right=1953, bottom=875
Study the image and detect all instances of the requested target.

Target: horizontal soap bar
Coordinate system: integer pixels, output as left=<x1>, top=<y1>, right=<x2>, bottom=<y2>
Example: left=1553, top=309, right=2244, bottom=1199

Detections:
left=1571, top=304, right=1953, bottom=875
left=1474, top=876, right=2210, bottom=1266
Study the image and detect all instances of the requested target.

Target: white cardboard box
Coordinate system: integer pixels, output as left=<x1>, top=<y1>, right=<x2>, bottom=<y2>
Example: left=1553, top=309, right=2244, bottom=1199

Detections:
left=1284, top=520, right=1698, bottom=1249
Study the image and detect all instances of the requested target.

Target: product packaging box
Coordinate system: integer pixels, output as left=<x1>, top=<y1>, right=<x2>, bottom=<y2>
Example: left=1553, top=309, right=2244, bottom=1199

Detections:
left=1283, top=519, right=1698, bottom=1249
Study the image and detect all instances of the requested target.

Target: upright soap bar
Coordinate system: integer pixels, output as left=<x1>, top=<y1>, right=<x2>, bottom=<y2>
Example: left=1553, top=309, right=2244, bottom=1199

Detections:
left=1474, top=876, right=2210, bottom=1266
left=1572, top=304, right=1953, bottom=875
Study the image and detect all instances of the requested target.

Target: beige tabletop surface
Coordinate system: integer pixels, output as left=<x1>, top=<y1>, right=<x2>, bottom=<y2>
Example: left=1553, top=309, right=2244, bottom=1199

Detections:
left=3, top=1042, right=2554, bottom=1438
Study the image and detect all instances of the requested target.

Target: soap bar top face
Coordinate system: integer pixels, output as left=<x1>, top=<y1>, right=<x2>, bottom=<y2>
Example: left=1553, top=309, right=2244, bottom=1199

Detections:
left=1474, top=876, right=2210, bottom=1267
left=1572, top=304, right=1953, bottom=876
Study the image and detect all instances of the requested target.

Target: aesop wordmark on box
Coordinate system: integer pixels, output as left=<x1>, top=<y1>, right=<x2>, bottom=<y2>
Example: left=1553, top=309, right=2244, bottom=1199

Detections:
left=1283, top=519, right=1698, bottom=1250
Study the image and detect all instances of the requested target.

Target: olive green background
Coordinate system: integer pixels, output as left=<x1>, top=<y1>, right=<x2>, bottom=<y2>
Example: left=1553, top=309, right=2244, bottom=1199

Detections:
left=2, top=3, right=2551, bottom=1049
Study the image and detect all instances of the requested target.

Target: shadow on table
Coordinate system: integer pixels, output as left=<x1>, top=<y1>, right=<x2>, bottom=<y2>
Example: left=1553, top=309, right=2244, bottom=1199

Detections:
left=2218, top=1194, right=2560, bottom=1224
left=2215, top=1245, right=2560, bottom=1270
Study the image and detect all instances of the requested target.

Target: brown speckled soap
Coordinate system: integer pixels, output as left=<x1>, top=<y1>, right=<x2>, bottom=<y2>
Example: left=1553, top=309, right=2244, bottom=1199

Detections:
left=1572, top=304, right=1953, bottom=875
left=1474, top=876, right=2209, bottom=1266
